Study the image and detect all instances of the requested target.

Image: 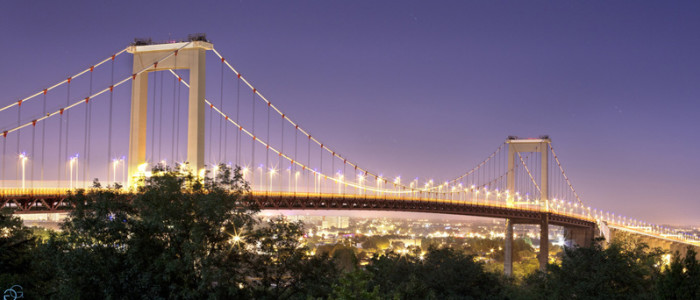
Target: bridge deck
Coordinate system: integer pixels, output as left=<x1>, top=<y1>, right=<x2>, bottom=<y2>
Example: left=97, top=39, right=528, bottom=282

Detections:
left=3, top=189, right=699, bottom=247
left=2, top=188, right=593, bottom=228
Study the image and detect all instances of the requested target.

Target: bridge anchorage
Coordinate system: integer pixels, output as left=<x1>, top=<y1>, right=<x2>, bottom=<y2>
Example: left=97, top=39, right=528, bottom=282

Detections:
left=0, top=39, right=699, bottom=275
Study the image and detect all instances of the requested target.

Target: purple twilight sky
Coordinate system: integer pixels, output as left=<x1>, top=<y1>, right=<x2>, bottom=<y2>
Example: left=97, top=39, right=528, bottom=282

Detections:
left=1, top=1, right=699, bottom=225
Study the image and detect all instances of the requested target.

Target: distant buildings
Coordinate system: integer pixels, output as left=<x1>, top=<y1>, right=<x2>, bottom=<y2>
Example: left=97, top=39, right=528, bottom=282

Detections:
left=321, top=216, right=349, bottom=230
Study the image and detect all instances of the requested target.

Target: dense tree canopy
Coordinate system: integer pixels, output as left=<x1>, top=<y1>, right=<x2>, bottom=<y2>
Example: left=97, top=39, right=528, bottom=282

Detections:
left=365, top=247, right=505, bottom=299
left=0, top=209, right=35, bottom=294
left=1, top=165, right=699, bottom=299
left=4, top=165, right=338, bottom=299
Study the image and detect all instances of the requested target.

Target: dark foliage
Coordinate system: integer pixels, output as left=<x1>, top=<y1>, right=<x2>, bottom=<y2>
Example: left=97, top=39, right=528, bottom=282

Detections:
left=2, top=166, right=700, bottom=299
left=365, top=247, right=505, bottom=299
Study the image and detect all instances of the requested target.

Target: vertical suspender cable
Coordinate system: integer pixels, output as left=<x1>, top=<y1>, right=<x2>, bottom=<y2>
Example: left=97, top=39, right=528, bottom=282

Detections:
left=83, top=69, right=92, bottom=187
left=175, top=75, right=182, bottom=162
left=107, top=57, right=114, bottom=183
left=31, top=118, right=35, bottom=189
left=16, top=101, right=21, bottom=184
left=41, top=91, right=46, bottom=183
left=294, top=123, right=297, bottom=192
left=235, top=75, right=241, bottom=167
left=495, top=148, right=501, bottom=192
left=65, top=79, right=71, bottom=182
left=279, top=113, right=283, bottom=193
left=174, top=53, right=181, bottom=163
left=171, top=71, right=177, bottom=165
left=219, top=59, right=224, bottom=164
left=251, top=90, right=256, bottom=189
left=57, top=86, right=63, bottom=187
left=150, top=72, right=157, bottom=163
left=307, top=136, right=310, bottom=194
left=527, top=154, right=531, bottom=199
left=2, top=136, right=5, bottom=188
left=208, top=83, right=213, bottom=167
left=266, top=102, right=270, bottom=191
left=158, top=71, right=164, bottom=162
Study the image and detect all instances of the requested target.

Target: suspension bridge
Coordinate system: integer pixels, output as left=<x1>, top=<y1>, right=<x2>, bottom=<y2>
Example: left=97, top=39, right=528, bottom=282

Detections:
left=1, top=37, right=698, bottom=275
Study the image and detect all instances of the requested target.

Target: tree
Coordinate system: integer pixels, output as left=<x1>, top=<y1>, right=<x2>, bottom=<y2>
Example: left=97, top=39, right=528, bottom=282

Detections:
left=243, top=217, right=337, bottom=299
left=331, top=244, right=358, bottom=272
left=519, top=239, right=664, bottom=300
left=40, top=164, right=257, bottom=298
left=365, top=247, right=504, bottom=299
left=329, top=269, right=381, bottom=300
left=19, top=165, right=341, bottom=299
left=655, top=248, right=700, bottom=299
left=0, top=209, right=35, bottom=294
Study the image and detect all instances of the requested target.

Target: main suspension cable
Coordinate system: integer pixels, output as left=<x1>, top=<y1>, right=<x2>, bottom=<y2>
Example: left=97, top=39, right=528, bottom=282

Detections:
left=0, top=49, right=128, bottom=114
left=211, top=48, right=415, bottom=191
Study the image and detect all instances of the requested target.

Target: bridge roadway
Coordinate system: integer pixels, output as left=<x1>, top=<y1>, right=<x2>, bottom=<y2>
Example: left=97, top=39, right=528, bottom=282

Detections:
left=248, top=191, right=595, bottom=229
left=4, top=189, right=699, bottom=270
left=1, top=188, right=593, bottom=228
left=1, top=187, right=595, bottom=273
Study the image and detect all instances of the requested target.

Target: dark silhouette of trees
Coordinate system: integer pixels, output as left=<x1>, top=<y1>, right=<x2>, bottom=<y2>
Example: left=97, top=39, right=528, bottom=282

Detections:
left=364, top=247, right=505, bottom=299
left=13, top=165, right=337, bottom=299
left=516, top=239, right=666, bottom=300
left=655, top=248, right=700, bottom=299
left=2, top=166, right=700, bottom=299
left=0, top=210, right=35, bottom=294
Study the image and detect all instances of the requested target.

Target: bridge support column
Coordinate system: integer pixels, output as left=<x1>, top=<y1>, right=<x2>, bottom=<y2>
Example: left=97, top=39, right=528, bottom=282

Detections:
left=564, top=226, right=595, bottom=248
left=504, top=218, right=514, bottom=276
left=186, top=49, right=206, bottom=176
left=126, top=41, right=213, bottom=187
left=127, top=71, right=149, bottom=186
left=538, top=214, right=549, bottom=271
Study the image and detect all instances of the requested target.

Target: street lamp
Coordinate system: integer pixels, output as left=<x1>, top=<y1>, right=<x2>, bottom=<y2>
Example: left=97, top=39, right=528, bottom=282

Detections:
left=112, top=158, right=119, bottom=185
left=313, top=170, right=318, bottom=193
left=69, top=155, right=78, bottom=189
left=258, top=164, right=263, bottom=190
left=287, top=168, right=292, bottom=192
left=337, top=172, right=344, bottom=194
left=120, top=156, right=126, bottom=184
left=241, top=166, right=249, bottom=182
left=18, top=153, right=28, bottom=190
left=357, top=173, right=365, bottom=195
left=294, top=171, right=300, bottom=193
left=213, top=164, right=220, bottom=182
left=315, top=170, right=321, bottom=193
left=268, top=168, right=276, bottom=192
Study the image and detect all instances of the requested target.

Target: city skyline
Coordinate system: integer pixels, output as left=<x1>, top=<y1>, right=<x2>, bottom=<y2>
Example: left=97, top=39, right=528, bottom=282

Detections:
left=1, top=1, right=699, bottom=225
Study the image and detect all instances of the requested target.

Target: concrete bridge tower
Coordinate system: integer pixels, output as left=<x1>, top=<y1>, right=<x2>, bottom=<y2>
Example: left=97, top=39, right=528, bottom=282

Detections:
left=504, top=137, right=550, bottom=275
left=126, top=40, right=213, bottom=187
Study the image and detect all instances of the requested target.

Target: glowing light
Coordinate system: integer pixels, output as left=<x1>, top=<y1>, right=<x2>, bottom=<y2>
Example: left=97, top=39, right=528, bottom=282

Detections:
left=213, top=165, right=220, bottom=178
left=228, top=226, right=245, bottom=248
left=137, top=162, right=148, bottom=173
left=268, top=168, right=277, bottom=191
left=18, top=153, right=28, bottom=190
left=69, top=155, right=79, bottom=189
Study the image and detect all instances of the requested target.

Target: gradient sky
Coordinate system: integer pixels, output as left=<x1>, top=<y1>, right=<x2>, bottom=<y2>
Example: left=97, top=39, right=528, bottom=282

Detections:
left=1, top=1, right=699, bottom=225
